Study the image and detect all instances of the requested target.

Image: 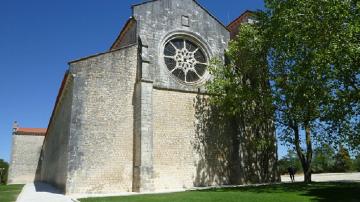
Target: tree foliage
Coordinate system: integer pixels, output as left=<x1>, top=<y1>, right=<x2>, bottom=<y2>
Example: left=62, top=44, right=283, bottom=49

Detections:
left=208, top=24, right=273, bottom=126
left=0, top=159, right=9, bottom=185
left=207, top=0, right=359, bottom=183
left=354, top=155, right=360, bottom=171
left=207, top=24, right=277, bottom=183
left=280, top=145, right=356, bottom=174
left=333, top=146, right=353, bottom=172
left=278, top=150, right=303, bottom=174
left=263, top=0, right=360, bottom=149
left=262, top=0, right=359, bottom=182
left=312, top=144, right=336, bottom=173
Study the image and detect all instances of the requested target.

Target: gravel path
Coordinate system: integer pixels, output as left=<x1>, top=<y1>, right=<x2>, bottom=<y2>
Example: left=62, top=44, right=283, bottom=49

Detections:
left=16, top=183, right=77, bottom=202
left=281, top=172, right=360, bottom=183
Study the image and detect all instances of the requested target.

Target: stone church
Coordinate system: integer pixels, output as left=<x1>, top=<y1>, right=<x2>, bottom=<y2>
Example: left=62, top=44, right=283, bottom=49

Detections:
left=8, top=0, right=279, bottom=195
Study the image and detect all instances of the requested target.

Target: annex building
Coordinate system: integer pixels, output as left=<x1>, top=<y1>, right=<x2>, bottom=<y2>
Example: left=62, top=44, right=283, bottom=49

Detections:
left=8, top=0, right=279, bottom=195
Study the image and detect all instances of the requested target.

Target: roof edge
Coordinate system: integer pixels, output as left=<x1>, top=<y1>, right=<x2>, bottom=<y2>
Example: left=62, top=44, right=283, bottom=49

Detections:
left=68, top=44, right=137, bottom=65
left=131, top=0, right=158, bottom=8
left=110, top=17, right=136, bottom=50
left=44, top=70, right=70, bottom=140
left=193, top=0, right=229, bottom=32
left=15, top=128, right=47, bottom=136
left=227, top=10, right=255, bottom=28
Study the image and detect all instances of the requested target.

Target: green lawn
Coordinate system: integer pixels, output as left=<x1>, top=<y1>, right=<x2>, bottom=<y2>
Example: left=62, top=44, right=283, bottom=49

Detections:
left=0, top=184, right=24, bottom=202
left=80, top=182, right=360, bottom=202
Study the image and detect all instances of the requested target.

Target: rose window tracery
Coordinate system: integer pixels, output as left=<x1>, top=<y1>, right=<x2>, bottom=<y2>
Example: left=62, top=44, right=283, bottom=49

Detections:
left=163, top=38, right=208, bottom=84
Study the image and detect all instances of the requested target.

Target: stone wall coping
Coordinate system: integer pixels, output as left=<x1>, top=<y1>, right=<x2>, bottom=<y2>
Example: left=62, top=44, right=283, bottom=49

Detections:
left=68, top=44, right=137, bottom=65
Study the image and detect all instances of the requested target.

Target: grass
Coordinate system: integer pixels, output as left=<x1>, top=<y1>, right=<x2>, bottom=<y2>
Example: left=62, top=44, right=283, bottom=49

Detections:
left=0, top=184, right=24, bottom=202
left=80, top=182, right=360, bottom=202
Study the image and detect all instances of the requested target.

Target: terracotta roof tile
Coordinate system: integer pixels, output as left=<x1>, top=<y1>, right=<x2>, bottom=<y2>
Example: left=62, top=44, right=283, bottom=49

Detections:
left=228, top=10, right=255, bottom=39
left=15, top=128, right=47, bottom=136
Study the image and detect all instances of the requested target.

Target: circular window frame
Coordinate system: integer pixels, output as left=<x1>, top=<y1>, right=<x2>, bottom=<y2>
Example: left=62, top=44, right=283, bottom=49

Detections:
left=160, top=32, right=211, bottom=86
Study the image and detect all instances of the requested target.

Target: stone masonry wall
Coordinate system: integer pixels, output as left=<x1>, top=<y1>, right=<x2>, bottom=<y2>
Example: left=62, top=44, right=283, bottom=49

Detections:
left=66, top=45, right=138, bottom=194
left=152, top=89, right=234, bottom=190
left=132, top=0, right=231, bottom=191
left=133, top=0, right=230, bottom=92
left=152, top=89, right=197, bottom=190
left=8, top=135, right=44, bottom=184
left=39, top=77, right=73, bottom=192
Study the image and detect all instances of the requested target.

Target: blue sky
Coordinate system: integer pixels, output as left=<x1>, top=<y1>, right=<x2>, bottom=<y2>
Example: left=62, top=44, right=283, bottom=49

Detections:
left=0, top=0, right=287, bottom=162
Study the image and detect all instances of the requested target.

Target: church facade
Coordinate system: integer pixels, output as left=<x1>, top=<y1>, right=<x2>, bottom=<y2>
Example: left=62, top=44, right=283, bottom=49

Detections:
left=8, top=0, right=279, bottom=195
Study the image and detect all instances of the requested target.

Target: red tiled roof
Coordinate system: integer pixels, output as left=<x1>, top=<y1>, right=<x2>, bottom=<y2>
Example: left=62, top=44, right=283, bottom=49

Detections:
left=15, top=128, right=47, bottom=136
left=227, top=10, right=254, bottom=39
left=45, top=71, right=69, bottom=139
left=227, top=10, right=254, bottom=28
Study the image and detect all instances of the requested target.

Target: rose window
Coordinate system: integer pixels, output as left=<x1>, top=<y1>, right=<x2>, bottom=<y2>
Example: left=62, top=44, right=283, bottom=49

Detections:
left=163, top=38, right=208, bottom=84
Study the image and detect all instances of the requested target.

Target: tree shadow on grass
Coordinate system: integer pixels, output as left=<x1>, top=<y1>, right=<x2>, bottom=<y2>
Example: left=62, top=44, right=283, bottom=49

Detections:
left=197, top=182, right=360, bottom=202
left=303, top=182, right=360, bottom=202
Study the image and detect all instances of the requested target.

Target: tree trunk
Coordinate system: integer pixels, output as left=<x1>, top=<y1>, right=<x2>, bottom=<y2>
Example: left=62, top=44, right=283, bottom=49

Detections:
left=293, top=122, right=313, bottom=183
left=304, top=165, right=312, bottom=183
left=304, top=123, right=312, bottom=183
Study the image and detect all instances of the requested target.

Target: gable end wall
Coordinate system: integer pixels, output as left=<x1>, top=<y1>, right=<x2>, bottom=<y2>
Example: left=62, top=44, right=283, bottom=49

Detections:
left=133, top=0, right=230, bottom=92
left=7, top=134, right=44, bottom=184
left=65, top=45, right=138, bottom=194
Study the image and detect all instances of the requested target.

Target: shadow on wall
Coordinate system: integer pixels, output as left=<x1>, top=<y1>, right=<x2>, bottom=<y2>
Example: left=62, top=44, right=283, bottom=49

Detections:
left=34, top=149, right=65, bottom=193
left=33, top=182, right=62, bottom=194
left=34, top=149, right=43, bottom=184
left=193, top=93, right=235, bottom=186
left=193, top=93, right=280, bottom=186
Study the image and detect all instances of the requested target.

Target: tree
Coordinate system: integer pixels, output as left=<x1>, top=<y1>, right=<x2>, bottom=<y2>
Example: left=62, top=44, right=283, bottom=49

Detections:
left=207, top=23, right=278, bottom=183
left=312, top=144, right=335, bottom=173
left=262, top=0, right=359, bottom=182
left=333, top=146, right=353, bottom=172
left=278, top=150, right=302, bottom=174
left=0, top=159, right=9, bottom=185
left=207, top=24, right=273, bottom=131
left=354, top=155, right=360, bottom=172
left=207, top=0, right=359, bottom=183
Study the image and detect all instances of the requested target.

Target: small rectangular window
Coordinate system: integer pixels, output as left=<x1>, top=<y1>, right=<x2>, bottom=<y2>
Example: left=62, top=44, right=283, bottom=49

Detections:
left=182, top=15, right=190, bottom=27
